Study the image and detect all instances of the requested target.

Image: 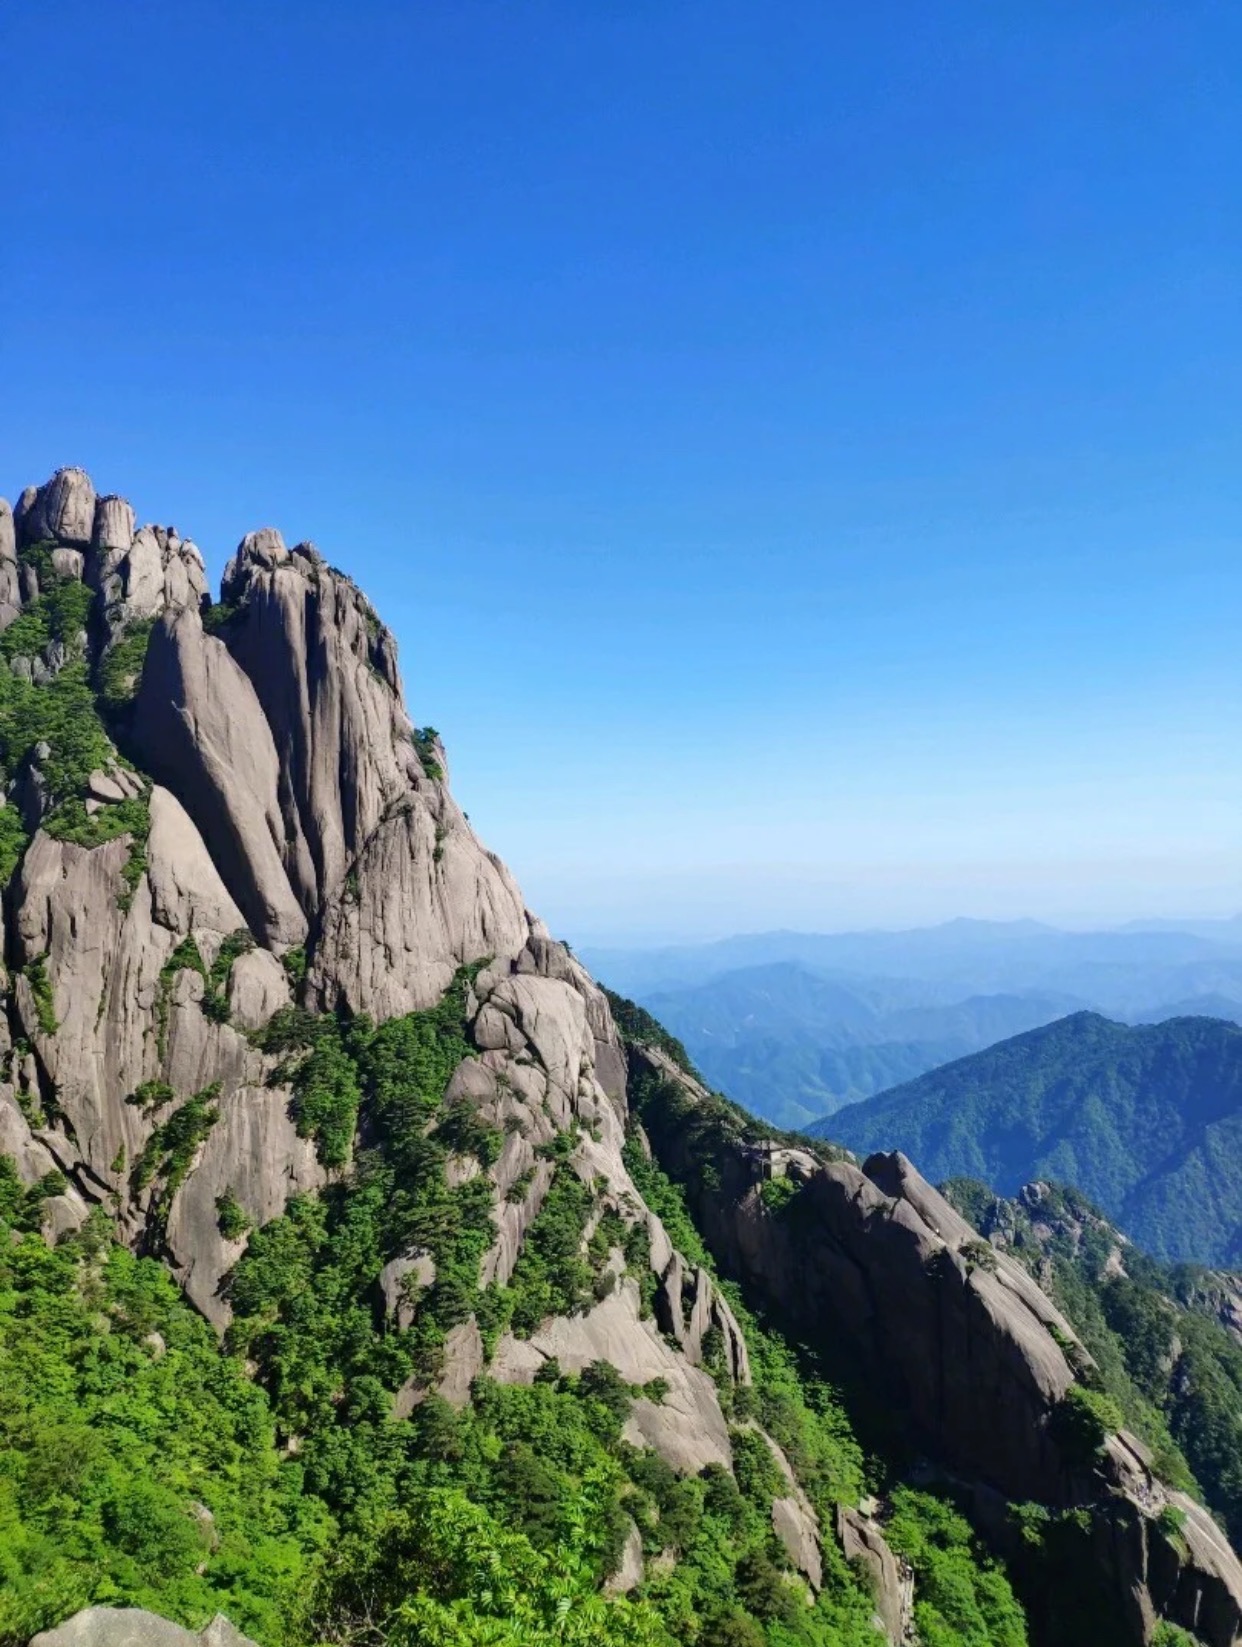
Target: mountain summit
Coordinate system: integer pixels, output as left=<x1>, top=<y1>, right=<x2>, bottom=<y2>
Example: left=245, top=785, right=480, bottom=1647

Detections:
left=2, top=469, right=1240, bottom=1647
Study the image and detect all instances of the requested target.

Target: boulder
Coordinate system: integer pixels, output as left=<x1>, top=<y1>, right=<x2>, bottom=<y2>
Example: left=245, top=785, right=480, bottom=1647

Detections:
left=92, top=494, right=136, bottom=553
left=837, top=1508, right=912, bottom=1645
left=605, top=1518, right=645, bottom=1594
left=22, top=466, right=96, bottom=546
left=30, top=1608, right=258, bottom=1647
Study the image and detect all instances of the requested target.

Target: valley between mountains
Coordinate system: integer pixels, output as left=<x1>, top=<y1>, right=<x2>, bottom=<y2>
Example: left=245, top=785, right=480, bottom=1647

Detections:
left=2, top=468, right=1241, bottom=1647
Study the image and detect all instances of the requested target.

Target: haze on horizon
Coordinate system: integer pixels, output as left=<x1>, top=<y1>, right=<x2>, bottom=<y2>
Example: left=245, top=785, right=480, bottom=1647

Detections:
left=3, top=1, right=1238, bottom=947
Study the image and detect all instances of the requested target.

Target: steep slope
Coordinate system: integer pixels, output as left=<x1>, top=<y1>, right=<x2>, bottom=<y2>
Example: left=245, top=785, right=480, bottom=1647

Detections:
left=820, top=1012, right=1242, bottom=1264
left=618, top=1019, right=1242, bottom=1647
left=0, top=468, right=1238, bottom=1647
left=940, top=1176, right=1242, bottom=1554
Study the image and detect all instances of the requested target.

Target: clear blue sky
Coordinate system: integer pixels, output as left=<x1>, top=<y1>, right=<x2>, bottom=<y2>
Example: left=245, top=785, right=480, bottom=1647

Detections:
left=3, top=1, right=1239, bottom=942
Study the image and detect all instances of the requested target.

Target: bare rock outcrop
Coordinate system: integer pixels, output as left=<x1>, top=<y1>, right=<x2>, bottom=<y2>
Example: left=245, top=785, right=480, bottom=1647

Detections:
left=17, top=466, right=97, bottom=547
left=133, top=608, right=307, bottom=945
left=491, top=1278, right=735, bottom=1474
left=633, top=1044, right=1242, bottom=1647
left=837, top=1507, right=914, bottom=1645
left=215, top=538, right=417, bottom=913
left=166, top=1083, right=324, bottom=1322
left=309, top=797, right=529, bottom=1017
left=30, top=1609, right=257, bottom=1647
left=636, top=1046, right=1080, bottom=1503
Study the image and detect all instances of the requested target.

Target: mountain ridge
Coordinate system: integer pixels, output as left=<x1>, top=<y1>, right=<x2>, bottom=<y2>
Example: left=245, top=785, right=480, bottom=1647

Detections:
left=1, top=467, right=1238, bottom=1647
left=821, top=1011, right=1242, bottom=1264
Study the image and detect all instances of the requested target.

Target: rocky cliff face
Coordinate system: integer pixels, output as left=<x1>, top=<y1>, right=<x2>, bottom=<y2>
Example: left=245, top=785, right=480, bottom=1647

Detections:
left=0, top=469, right=831, bottom=1624
left=628, top=1046, right=1242, bottom=1647
left=3, top=467, right=1240, bottom=1647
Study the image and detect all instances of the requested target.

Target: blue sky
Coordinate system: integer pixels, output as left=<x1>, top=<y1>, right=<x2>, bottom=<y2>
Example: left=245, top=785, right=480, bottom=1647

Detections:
left=2, top=1, right=1239, bottom=941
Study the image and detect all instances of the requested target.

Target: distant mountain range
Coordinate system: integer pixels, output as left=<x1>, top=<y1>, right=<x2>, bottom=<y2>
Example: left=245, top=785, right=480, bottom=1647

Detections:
left=582, top=919, right=1242, bottom=1128
left=819, top=1011, right=1242, bottom=1265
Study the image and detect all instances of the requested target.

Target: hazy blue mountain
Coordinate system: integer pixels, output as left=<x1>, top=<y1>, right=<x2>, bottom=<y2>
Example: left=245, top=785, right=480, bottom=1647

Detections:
left=582, top=921, right=1242, bottom=1127
left=639, top=960, right=1086, bottom=1126
left=581, top=916, right=1242, bottom=1010
left=1133, top=994, right=1242, bottom=1025
left=820, top=1012, right=1242, bottom=1264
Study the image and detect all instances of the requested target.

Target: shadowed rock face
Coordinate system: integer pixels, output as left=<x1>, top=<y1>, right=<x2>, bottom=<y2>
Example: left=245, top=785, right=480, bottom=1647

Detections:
left=632, top=1046, right=1081, bottom=1501
left=4, top=468, right=1241, bottom=1647
left=633, top=1044, right=1242, bottom=1647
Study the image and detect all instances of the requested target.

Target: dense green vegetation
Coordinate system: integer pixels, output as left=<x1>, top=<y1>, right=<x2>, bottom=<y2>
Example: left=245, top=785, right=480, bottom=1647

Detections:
left=885, top=1489, right=1027, bottom=1647
left=227, top=977, right=888, bottom=1646
left=604, top=988, right=700, bottom=1077
left=612, top=1001, right=1030, bottom=1647
left=1, top=952, right=1034, bottom=1647
left=0, top=1161, right=331, bottom=1646
left=0, top=544, right=153, bottom=894
left=827, top=1011, right=1242, bottom=1263
left=943, top=1177, right=1242, bottom=1547
left=412, top=726, right=444, bottom=781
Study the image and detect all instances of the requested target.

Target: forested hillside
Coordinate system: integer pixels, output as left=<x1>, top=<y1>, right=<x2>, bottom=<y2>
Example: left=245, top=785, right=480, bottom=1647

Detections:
left=823, top=1012, right=1242, bottom=1263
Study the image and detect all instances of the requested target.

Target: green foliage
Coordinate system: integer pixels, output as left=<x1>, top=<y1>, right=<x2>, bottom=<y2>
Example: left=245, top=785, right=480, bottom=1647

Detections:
left=829, top=1012, right=1242, bottom=1265
left=1151, top=1624, right=1203, bottom=1647
left=507, top=1167, right=596, bottom=1335
left=758, top=1176, right=801, bottom=1216
left=202, top=601, right=239, bottom=634
left=614, top=1016, right=1036, bottom=1644
left=729, top=1429, right=784, bottom=1511
left=623, top=1134, right=869, bottom=1520
left=0, top=607, right=50, bottom=663
left=23, top=954, right=57, bottom=1037
left=435, top=1101, right=503, bottom=1168
left=2, top=969, right=1035, bottom=1647
left=506, top=1167, right=535, bottom=1204
left=281, top=945, right=308, bottom=987
left=201, top=928, right=254, bottom=1024
left=0, top=1181, right=332, bottom=1645
left=97, top=619, right=156, bottom=709
left=44, top=791, right=151, bottom=913
left=156, top=937, right=207, bottom=1057
left=0, top=658, right=113, bottom=810
left=229, top=976, right=485, bottom=1413
left=134, top=1084, right=221, bottom=1213
left=885, top=1488, right=1028, bottom=1647
left=227, top=978, right=898, bottom=1644
left=0, top=551, right=158, bottom=893
left=0, top=806, right=28, bottom=885
left=413, top=726, right=445, bottom=781
left=278, top=1017, right=363, bottom=1168
left=1052, top=1385, right=1124, bottom=1464
left=217, top=1191, right=250, bottom=1242
left=128, top=1080, right=175, bottom=1113
left=960, top=1237, right=999, bottom=1274
left=944, top=1178, right=1242, bottom=1542
left=323, top=1486, right=674, bottom=1647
